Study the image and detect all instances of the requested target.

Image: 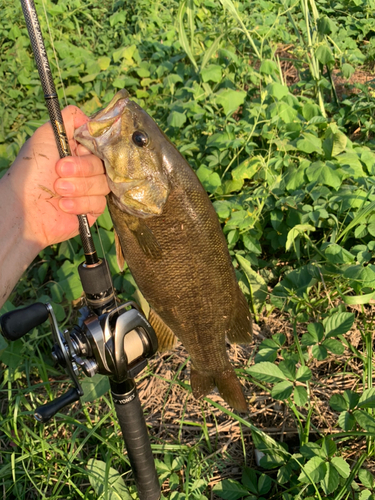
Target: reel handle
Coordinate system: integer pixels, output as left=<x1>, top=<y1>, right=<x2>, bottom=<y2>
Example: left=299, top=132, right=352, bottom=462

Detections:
left=34, top=387, right=82, bottom=423
left=0, top=303, right=49, bottom=341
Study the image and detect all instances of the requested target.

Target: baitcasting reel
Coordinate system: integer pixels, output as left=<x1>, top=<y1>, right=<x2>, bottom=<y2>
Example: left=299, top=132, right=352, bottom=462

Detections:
left=0, top=299, right=158, bottom=422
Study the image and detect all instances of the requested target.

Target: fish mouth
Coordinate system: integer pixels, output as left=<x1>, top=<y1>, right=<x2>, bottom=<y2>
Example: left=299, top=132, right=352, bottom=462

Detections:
left=91, top=89, right=130, bottom=122
left=74, top=89, right=130, bottom=143
left=87, top=89, right=130, bottom=137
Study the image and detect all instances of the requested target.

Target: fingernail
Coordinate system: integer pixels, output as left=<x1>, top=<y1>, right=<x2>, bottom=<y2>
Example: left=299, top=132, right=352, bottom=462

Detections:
left=57, top=180, right=74, bottom=192
left=60, top=199, right=75, bottom=211
left=60, top=161, right=75, bottom=176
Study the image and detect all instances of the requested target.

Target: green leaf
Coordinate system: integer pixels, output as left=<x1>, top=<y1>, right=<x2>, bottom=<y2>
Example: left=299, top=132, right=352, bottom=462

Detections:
left=331, top=457, right=350, bottom=478
left=298, top=456, right=327, bottom=483
left=342, top=63, right=355, bottom=79
left=97, top=206, right=113, bottom=230
left=271, top=380, right=294, bottom=400
left=323, top=131, right=347, bottom=158
left=358, top=388, right=375, bottom=409
left=232, top=157, right=260, bottom=181
left=316, top=45, right=334, bottom=65
left=344, top=390, right=360, bottom=410
left=321, top=463, right=340, bottom=495
left=322, top=338, right=345, bottom=355
left=338, top=411, right=355, bottom=431
left=213, top=479, right=249, bottom=500
left=354, top=410, right=375, bottom=433
left=323, top=312, right=355, bottom=337
left=296, top=366, right=312, bottom=382
left=330, top=394, right=348, bottom=412
left=236, top=254, right=268, bottom=313
left=167, top=111, right=187, bottom=128
left=86, top=459, right=132, bottom=499
left=325, top=244, right=355, bottom=264
left=312, top=344, right=328, bottom=360
left=317, top=17, right=332, bottom=35
left=266, top=83, right=289, bottom=100
left=294, top=386, right=308, bottom=406
left=359, top=490, right=373, bottom=500
left=358, top=469, right=374, bottom=489
left=306, top=161, right=343, bottom=190
left=321, top=437, right=336, bottom=458
left=196, top=166, right=221, bottom=193
left=201, top=64, right=222, bottom=83
left=241, top=467, right=258, bottom=494
left=277, top=463, right=292, bottom=484
left=257, top=474, right=272, bottom=495
left=279, top=360, right=296, bottom=380
left=247, top=362, right=288, bottom=383
left=259, top=59, right=278, bottom=75
left=81, top=374, right=110, bottom=403
left=97, top=56, right=111, bottom=70
left=215, top=89, right=246, bottom=115
left=307, top=323, right=324, bottom=342
left=296, top=134, right=323, bottom=154
left=286, top=224, right=315, bottom=252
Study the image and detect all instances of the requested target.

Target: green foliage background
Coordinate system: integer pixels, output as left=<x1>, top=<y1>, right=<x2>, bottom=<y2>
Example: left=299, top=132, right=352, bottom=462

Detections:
left=1, top=0, right=375, bottom=498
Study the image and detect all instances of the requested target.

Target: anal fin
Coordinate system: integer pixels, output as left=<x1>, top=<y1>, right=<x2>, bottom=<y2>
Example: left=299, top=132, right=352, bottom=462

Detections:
left=226, top=293, right=253, bottom=344
left=190, top=366, right=248, bottom=413
left=148, top=309, right=178, bottom=352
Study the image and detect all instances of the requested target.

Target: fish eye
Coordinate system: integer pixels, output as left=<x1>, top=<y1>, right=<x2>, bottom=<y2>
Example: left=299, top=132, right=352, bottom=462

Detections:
left=132, top=130, right=149, bottom=147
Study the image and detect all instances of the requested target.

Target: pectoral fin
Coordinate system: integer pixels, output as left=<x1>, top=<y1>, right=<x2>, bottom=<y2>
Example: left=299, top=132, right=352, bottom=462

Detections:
left=148, top=309, right=178, bottom=351
left=125, top=214, right=163, bottom=260
left=114, top=230, right=125, bottom=272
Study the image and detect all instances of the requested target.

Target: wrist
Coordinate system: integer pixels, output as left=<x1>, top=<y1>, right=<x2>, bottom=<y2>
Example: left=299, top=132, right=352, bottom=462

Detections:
left=0, top=174, right=43, bottom=308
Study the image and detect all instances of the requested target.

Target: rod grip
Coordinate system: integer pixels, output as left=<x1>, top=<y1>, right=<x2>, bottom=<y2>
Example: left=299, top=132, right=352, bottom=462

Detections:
left=111, top=380, right=160, bottom=500
left=0, top=303, right=49, bottom=341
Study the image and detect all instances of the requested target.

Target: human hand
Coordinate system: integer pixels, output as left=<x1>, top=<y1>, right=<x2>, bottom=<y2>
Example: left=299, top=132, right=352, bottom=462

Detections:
left=5, top=105, right=110, bottom=251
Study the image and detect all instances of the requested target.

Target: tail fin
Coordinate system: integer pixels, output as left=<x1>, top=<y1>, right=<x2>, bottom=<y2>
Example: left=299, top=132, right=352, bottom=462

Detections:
left=191, top=367, right=248, bottom=413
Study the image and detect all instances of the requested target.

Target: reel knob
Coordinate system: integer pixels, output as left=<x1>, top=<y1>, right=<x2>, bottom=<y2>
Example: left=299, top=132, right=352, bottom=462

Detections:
left=0, top=303, right=49, bottom=341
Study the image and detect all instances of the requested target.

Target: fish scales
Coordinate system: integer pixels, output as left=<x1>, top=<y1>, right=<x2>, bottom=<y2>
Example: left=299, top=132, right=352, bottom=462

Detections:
left=75, top=89, right=253, bottom=412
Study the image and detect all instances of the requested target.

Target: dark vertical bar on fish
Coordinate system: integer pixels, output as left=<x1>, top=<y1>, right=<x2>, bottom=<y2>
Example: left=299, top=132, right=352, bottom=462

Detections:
left=20, top=0, right=99, bottom=265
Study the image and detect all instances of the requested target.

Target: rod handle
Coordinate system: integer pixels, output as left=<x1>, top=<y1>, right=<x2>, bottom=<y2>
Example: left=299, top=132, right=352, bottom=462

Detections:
left=111, top=380, right=160, bottom=500
left=0, top=303, right=49, bottom=341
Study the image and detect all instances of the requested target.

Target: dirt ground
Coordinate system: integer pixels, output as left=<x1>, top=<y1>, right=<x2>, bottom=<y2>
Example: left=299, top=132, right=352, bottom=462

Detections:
left=136, top=308, right=370, bottom=495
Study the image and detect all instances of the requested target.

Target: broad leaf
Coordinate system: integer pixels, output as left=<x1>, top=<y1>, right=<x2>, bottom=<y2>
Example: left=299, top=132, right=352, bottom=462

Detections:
left=271, top=380, right=294, bottom=400
left=86, top=459, right=131, bottom=500
left=213, top=479, right=249, bottom=500
left=331, top=457, right=350, bottom=478
left=247, top=362, right=288, bottom=383
left=358, top=388, right=375, bottom=409
left=321, top=463, right=339, bottom=495
left=294, top=386, right=308, bottom=406
left=323, top=312, right=355, bottom=337
left=298, top=456, right=327, bottom=483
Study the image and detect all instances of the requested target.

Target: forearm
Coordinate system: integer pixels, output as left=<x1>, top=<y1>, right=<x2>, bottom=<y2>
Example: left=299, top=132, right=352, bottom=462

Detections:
left=0, top=175, right=43, bottom=309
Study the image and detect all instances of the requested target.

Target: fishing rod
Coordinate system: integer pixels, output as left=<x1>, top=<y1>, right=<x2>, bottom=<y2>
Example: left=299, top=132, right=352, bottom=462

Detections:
left=0, top=1, right=160, bottom=499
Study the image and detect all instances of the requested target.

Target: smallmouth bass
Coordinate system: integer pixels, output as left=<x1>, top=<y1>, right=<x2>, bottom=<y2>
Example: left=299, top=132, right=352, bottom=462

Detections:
left=75, top=89, right=253, bottom=412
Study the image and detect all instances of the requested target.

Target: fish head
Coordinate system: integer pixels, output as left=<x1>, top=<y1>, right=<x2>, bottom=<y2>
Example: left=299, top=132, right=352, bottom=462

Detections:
left=74, top=89, right=170, bottom=217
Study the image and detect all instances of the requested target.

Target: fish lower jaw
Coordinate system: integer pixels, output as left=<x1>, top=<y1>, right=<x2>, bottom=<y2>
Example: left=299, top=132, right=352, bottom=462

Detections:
left=108, top=192, right=158, bottom=219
